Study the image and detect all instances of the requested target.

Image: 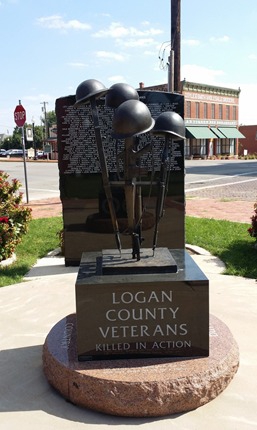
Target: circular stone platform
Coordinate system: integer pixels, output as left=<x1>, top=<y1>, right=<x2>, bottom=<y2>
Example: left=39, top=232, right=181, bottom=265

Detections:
left=43, top=314, right=239, bottom=417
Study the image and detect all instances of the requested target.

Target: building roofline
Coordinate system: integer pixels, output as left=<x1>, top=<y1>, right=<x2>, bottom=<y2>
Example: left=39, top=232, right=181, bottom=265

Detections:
left=181, top=79, right=241, bottom=96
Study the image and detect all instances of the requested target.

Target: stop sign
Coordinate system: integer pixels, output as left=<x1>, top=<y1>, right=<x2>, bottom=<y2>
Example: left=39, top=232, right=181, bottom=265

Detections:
left=14, top=104, right=26, bottom=127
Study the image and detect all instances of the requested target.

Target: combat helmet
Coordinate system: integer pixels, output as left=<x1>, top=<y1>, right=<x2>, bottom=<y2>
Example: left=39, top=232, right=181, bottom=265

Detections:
left=74, top=79, right=108, bottom=105
left=105, top=83, right=139, bottom=109
left=112, top=99, right=155, bottom=139
left=152, top=111, right=185, bottom=139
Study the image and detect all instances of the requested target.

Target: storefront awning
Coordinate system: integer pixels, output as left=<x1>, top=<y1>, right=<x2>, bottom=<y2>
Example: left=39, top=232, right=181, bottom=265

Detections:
left=186, top=127, right=217, bottom=139
left=218, top=127, right=245, bottom=139
left=210, top=127, right=226, bottom=138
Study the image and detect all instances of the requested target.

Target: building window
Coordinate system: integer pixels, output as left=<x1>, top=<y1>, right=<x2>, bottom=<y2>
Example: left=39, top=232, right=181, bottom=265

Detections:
left=232, top=106, right=237, bottom=120
left=204, top=103, right=208, bottom=118
left=222, top=140, right=231, bottom=154
left=218, top=104, right=223, bottom=119
left=192, top=139, right=206, bottom=156
left=211, top=104, right=215, bottom=119
left=185, top=139, right=190, bottom=156
left=186, top=101, right=191, bottom=118
left=216, top=139, right=221, bottom=154
left=195, top=102, right=200, bottom=119
left=226, top=105, right=230, bottom=120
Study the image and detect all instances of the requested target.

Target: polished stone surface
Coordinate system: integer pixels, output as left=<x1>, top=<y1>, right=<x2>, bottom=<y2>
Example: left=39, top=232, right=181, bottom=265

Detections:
left=43, top=314, right=239, bottom=417
left=75, top=250, right=209, bottom=360
left=102, top=248, right=177, bottom=275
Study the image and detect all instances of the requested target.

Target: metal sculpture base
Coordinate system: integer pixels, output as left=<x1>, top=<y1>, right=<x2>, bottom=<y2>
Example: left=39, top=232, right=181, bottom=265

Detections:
left=102, top=247, right=177, bottom=275
left=43, top=314, right=239, bottom=417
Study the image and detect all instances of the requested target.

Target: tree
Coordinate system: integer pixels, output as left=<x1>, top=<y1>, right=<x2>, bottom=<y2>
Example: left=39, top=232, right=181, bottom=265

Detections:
left=46, top=110, right=57, bottom=128
left=2, top=124, right=44, bottom=150
left=1, top=110, right=57, bottom=150
left=40, top=110, right=57, bottom=140
left=32, top=125, right=44, bottom=149
left=2, top=127, right=22, bottom=149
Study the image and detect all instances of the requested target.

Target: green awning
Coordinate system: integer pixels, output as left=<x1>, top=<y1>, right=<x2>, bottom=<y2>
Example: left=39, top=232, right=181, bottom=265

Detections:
left=210, top=127, right=226, bottom=139
left=186, top=126, right=217, bottom=139
left=218, top=127, right=245, bottom=138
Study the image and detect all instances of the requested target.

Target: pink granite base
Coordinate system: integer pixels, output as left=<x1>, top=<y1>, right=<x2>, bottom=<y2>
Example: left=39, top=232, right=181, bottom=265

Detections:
left=42, top=314, right=239, bottom=417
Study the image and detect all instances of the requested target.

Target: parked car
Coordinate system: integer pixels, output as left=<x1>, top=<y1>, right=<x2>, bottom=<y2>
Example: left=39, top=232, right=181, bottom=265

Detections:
left=0, top=149, right=6, bottom=157
left=37, top=150, right=48, bottom=159
left=5, top=149, right=27, bottom=158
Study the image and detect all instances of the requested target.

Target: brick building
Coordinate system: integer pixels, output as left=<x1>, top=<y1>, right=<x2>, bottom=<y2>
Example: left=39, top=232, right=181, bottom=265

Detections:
left=139, top=80, right=245, bottom=158
left=238, top=125, right=257, bottom=156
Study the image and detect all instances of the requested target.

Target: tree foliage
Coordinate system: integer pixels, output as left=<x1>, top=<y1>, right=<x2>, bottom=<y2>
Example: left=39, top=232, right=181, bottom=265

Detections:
left=1, top=110, right=56, bottom=150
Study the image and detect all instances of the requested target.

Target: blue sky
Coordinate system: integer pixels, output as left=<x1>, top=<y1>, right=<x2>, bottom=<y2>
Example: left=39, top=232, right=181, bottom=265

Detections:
left=1, top=0, right=257, bottom=134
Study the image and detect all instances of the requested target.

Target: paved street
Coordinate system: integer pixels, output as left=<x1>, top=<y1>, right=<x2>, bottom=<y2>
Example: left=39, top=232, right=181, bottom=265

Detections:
left=0, top=159, right=257, bottom=202
left=0, top=160, right=60, bottom=201
left=185, top=159, right=257, bottom=201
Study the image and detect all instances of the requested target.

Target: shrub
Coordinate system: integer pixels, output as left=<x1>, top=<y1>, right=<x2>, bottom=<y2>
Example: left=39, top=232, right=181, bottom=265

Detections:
left=247, top=202, right=257, bottom=240
left=0, top=171, right=32, bottom=262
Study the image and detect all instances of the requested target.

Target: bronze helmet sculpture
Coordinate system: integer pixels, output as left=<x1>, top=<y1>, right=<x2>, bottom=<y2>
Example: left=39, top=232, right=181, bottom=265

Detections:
left=152, top=111, right=185, bottom=139
left=74, top=79, right=108, bottom=106
left=112, top=99, right=155, bottom=139
left=105, top=83, right=139, bottom=109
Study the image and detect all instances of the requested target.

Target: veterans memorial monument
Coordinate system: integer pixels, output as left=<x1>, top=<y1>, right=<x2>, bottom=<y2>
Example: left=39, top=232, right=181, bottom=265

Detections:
left=43, top=80, right=239, bottom=416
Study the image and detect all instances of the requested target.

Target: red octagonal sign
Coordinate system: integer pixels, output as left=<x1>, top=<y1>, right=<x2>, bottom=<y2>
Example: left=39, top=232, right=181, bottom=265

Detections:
left=14, top=104, right=26, bottom=127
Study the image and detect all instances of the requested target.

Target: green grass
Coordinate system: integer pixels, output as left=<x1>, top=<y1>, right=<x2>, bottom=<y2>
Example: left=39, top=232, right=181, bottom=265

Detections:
left=0, top=217, right=63, bottom=287
left=1, top=216, right=256, bottom=287
left=186, top=217, right=257, bottom=279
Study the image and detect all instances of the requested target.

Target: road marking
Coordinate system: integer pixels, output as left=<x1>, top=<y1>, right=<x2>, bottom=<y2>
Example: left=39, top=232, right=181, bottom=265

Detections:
left=186, top=170, right=257, bottom=185
left=186, top=177, right=257, bottom=193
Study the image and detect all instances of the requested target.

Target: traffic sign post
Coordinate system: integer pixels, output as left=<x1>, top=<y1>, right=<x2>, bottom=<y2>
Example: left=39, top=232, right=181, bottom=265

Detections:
left=14, top=103, right=26, bottom=128
left=14, top=101, right=29, bottom=203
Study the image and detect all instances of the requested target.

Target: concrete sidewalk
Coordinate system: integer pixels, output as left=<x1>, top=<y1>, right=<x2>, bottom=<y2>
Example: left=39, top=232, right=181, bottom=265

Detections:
left=0, top=249, right=257, bottom=429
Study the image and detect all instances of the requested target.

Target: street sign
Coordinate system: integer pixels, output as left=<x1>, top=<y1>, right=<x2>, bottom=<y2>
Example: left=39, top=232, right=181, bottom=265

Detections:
left=14, top=104, right=26, bottom=127
left=44, top=143, right=52, bottom=153
left=26, top=127, right=33, bottom=141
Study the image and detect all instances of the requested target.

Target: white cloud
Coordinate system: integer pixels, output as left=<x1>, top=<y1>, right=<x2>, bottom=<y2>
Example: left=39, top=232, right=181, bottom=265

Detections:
left=209, top=35, right=230, bottom=43
left=107, top=75, right=127, bottom=83
left=118, top=38, right=157, bottom=48
left=182, top=39, right=200, bottom=46
left=95, top=51, right=126, bottom=62
left=36, top=15, right=91, bottom=31
left=92, top=22, right=162, bottom=38
left=239, top=83, right=257, bottom=124
left=248, top=53, right=257, bottom=60
left=181, top=64, right=225, bottom=85
left=67, top=62, right=88, bottom=68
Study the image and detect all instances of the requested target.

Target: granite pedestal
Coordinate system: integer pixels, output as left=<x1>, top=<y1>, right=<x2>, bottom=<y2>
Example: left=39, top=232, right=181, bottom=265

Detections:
left=43, top=313, right=239, bottom=417
left=42, top=249, right=239, bottom=416
left=75, top=249, right=209, bottom=360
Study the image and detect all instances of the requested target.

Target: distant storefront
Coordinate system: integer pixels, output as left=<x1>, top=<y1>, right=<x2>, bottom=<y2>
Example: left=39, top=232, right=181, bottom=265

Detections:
left=139, top=80, right=245, bottom=158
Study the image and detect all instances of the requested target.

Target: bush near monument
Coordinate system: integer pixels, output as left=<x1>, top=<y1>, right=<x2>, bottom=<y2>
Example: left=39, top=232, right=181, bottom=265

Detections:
left=0, top=171, right=32, bottom=262
left=247, top=202, right=257, bottom=242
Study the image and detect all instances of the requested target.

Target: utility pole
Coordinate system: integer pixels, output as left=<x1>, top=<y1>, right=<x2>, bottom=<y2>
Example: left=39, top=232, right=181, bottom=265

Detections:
left=170, top=0, right=181, bottom=93
left=40, top=101, right=48, bottom=142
